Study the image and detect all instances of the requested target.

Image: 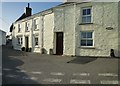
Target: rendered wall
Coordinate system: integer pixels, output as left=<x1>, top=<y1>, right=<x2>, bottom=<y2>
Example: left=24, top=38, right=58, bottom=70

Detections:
left=54, top=4, right=76, bottom=56
left=75, top=2, right=119, bottom=57
left=12, top=16, right=41, bottom=52
left=43, top=13, right=54, bottom=54
left=0, top=30, right=6, bottom=46
left=63, top=5, right=76, bottom=56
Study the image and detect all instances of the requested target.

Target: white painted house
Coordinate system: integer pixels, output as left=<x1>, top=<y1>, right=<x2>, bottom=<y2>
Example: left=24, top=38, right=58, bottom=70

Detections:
left=0, top=29, right=6, bottom=46
left=10, top=2, right=120, bottom=57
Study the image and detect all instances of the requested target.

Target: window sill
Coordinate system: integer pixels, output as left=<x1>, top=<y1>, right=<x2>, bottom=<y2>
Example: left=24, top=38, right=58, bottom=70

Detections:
left=79, top=46, right=95, bottom=49
left=79, top=23, right=93, bottom=25
left=34, top=29, right=39, bottom=31
left=35, top=46, right=39, bottom=48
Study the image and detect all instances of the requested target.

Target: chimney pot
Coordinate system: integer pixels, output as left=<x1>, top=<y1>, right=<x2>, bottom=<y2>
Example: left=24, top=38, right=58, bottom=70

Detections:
left=28, top=3, right=29, bottom=8
left=24, top=3, right=32, bottom=17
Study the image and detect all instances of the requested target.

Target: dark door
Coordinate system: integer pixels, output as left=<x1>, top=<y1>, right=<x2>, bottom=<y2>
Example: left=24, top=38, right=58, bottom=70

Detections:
left=25, top=36, right=29, bottom=52
left=56, top=32, right=63, bottom=55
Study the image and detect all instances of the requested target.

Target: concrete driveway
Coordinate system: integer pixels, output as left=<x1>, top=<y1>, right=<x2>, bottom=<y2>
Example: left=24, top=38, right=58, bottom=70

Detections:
left=2, top=46, right=120, bottom=85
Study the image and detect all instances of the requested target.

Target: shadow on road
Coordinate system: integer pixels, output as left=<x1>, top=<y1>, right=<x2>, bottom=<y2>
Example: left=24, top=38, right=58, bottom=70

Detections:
left=67, top=56, right=97, bottom=64
left=2, top=46, right=39, bottom=84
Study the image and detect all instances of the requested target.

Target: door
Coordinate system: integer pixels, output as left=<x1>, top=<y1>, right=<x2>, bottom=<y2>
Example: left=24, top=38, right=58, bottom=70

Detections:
left=56, top=32, right=63, bottom=55
left=25, top=36, right=29, bottom=52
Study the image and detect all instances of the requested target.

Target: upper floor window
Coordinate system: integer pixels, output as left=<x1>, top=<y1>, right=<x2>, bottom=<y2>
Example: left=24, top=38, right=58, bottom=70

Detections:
left=18, top=37, right=22, bottom=45
left=80, top=31, right=93, bottom=46
left=33, top=19, right=38, bottom=30
left=82, top=7, right=91, bottom=23
left=25, top=22, right=30, bottom=32
left=18, top=24, right=21, bottom=32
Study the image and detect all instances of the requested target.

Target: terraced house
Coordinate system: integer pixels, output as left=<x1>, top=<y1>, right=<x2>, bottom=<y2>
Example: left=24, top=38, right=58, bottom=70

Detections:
left=10, top=2, right=120, bottom=57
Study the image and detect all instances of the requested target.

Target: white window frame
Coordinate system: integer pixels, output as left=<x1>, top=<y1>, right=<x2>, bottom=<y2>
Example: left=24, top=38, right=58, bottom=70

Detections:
left=25, top=22, right=30, bottom=32
left=18, top=24, right=21, bottom=32
left=17, top=36, right=22, bottom=45
left=33, top=19, right=38, bottom=30
left=82, top=7, right=92, bottom=23
left=34, top=36, right=39, bottom=47
left=80, top=31, right=94, bottom=47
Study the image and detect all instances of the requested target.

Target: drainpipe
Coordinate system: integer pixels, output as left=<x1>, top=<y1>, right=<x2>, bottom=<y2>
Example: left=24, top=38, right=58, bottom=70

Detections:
left=74, top=3, right=76, bottom=56
left=30, top=18, right=33, bottom=52
left=41, top=15, right=44, bottom=54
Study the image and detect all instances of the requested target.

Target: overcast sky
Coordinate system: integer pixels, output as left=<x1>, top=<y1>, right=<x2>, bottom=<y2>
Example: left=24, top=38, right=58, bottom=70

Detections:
left=0, top=1, right=62, bottom=34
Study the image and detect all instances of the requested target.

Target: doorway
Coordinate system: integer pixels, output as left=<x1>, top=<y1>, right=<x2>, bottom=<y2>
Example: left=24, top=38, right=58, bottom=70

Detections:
left=25, top=36, right=29, bottom=52
left=56, top=32, right=63, bottom=55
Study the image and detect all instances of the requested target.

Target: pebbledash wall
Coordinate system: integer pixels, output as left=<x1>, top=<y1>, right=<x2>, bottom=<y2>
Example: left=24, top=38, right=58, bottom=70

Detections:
left=12, top=2, right=120, bottom=57
left=75, top=2, right=119, bottom=57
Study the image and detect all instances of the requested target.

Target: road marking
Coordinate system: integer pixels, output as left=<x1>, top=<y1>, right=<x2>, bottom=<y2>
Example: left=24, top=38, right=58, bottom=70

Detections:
left=98, top=73, right=118, bottom=77
left=70, top=79, right=91, bottom=84
left=100, top=80, right=119, bottom=84
left=5, top=74, right=18, bottom=78
left=43, top=78, right=61, bottom=83
left=73, top=73, right=90, bottom=76
left=16, top=70, right=27, bottom=73
left=50, top=72, right=64, bottom=76
left=22, top=76, right=38, bottom=80
left=30, top=77, right=38, bottom=80
left=3, top=68, right=12, bottom=71
left=31, top=71, right=42, bottom=74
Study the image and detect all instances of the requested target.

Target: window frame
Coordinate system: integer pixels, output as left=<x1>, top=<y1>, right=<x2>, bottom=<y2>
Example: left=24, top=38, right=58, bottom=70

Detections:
left=25, top=22, right=30, bottom=32
left=82, top=7, right=92, bottom=24
left=34, top=36, right=39, bottom=46
left=18, top=24, right=21, bottom=33
left=80, top=31, right=94, bottom=47
left=17, top=36, right=22, bottom=45
left=33, top=19, right=38, bottom=30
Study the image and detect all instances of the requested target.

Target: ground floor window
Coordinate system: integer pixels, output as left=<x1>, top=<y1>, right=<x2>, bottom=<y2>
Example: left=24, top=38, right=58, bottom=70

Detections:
left=80, top=31, right=93, bottom=46
left=17, top=37, right=22, bottom=45
left=35, top=37, right=38, bottom=46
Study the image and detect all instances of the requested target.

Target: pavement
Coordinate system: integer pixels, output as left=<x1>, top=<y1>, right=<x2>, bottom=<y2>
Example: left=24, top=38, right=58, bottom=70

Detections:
left=1, top=46, right=120, bottom=85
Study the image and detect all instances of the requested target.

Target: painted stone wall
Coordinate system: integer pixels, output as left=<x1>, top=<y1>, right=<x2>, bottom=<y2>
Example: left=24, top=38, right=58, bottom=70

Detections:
left=32, top=17, right=41, bottom=53
left=64, top=5, right=76, bottom=56
left=12, top=16, right=41, bottom=52
left=54, top=4, right=76, bottom=56
left=43, top=13, right=54, bottom=54
left=75, top=2, right=119, bottom=57
left=0, top=30, right=6, bottom=46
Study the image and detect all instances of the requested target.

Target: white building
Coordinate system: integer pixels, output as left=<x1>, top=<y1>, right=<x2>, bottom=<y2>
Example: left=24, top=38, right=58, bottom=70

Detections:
left=10, top=2, right=120, bottom=57
left=0, top=29, right=6, bottom=46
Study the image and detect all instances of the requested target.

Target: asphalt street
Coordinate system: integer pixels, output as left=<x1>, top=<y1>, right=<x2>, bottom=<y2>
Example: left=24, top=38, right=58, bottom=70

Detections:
left=2, top=46, right=120, bottom=85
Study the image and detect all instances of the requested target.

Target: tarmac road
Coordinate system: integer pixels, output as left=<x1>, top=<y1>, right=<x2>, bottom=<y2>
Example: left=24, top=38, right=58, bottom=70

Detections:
left=2, top=46, right=120, bottom=85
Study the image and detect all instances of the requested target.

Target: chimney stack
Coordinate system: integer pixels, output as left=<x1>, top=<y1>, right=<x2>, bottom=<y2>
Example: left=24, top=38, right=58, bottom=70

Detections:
left=24, top=3, right=32, bottom=17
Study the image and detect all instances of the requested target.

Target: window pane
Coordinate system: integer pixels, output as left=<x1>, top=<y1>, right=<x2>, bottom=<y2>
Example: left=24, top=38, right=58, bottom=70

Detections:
left=87, top=40, right=93, bottom=46
left=86, top=16, right=91, bottom=23
left=34, top=20, right=36, bottom=24
left=82, top=17, right=87, bottom=23
left=35, top=37, right=38, bottom=45
left=87, top=32, right=92, bottom=38
left=87, top=9, right=91, bottom=15
left=81, top=32, right=86, bottom=38
left=83, top=9, right=86, bottom=15
left=81, top=40, right=86, bottom=46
